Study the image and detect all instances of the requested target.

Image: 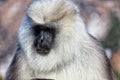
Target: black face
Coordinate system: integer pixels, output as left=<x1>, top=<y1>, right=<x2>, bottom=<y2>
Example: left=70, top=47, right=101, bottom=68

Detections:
left=32, top=25, right=56, bottom=55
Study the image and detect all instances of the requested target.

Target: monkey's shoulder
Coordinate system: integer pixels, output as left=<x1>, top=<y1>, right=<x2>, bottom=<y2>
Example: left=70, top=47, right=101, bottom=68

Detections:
left=5, top=44, right=23, bottom=80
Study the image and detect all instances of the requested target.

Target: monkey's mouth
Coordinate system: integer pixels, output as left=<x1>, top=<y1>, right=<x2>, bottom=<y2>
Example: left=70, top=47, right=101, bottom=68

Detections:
left=33, top=25, right=55, bottom=55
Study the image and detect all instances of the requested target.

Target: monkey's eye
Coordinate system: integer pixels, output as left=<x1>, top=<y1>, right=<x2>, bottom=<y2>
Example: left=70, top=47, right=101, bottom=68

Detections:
left=32, top=24, right=55, bottom=37
left=32, top=25, right=46, bottom=36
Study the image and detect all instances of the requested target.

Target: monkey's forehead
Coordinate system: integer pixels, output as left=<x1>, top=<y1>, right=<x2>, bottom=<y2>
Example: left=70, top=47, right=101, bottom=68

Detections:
left=27, top=0, right=79, bottom=24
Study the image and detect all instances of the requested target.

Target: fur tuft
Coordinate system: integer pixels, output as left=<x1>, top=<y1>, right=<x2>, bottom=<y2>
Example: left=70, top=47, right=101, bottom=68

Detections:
left=28, top=0, right=79, bottom=24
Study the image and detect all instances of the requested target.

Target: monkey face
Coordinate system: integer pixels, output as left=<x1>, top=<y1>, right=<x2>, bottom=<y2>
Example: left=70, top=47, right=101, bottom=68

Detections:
left=32, top=25, right=56, bottom=55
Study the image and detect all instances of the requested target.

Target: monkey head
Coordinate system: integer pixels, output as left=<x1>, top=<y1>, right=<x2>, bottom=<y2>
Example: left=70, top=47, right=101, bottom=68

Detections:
left=33, top=24, right=56, bottom=55
left=18, top=0, right=87, bottom=72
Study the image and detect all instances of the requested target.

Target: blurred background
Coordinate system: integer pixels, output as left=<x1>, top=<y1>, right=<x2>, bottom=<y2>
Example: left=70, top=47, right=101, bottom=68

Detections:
left=0, top=0, right=120, bottom=80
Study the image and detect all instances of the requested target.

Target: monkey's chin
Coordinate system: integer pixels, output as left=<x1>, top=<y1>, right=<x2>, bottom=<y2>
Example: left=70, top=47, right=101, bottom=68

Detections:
left=36, top=48, right=49, bottom=55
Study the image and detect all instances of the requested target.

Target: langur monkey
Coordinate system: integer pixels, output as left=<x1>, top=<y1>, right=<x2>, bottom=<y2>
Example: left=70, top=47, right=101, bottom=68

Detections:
left=5, top=0, right=113, bottom=80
